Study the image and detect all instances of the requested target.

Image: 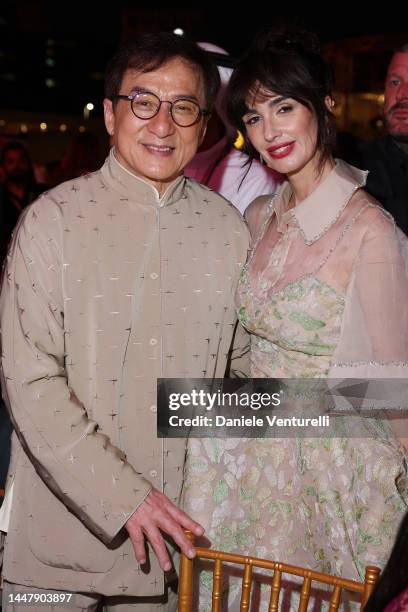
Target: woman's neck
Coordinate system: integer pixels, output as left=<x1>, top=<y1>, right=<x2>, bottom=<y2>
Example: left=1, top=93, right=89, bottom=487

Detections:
left=287, top=155, right=335, bottom=206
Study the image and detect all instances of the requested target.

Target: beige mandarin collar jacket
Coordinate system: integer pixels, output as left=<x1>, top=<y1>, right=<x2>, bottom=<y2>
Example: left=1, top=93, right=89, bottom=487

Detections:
left=0, top=149, right=249, bottom=596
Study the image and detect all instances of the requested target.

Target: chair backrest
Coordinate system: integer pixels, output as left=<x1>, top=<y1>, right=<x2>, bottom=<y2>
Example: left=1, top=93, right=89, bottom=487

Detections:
left=179, top=531, right=381, bottom=612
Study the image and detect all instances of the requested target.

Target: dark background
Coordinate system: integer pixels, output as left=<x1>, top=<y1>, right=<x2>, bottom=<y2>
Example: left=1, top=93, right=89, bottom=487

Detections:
left=0, top=1, right=406, bottom=116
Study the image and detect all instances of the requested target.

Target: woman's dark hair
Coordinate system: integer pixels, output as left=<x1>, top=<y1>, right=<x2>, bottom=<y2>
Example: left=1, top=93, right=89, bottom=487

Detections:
left=227, top=26, right=336, bottom=170
left=364, top=510, right=408, bottom=612
left=105, top=32, right=220, bottom=111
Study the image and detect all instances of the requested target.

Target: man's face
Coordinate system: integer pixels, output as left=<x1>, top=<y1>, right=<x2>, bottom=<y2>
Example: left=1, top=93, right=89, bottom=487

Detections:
left=103, top=57, right=208, bottom=195
left=2, top=149, right=31, bottom=183
left=384, top=52, right=408, bottom=141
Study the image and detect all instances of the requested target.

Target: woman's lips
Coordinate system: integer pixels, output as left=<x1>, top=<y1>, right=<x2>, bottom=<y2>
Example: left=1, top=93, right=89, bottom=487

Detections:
left=267, top=142, right=295, bottom=159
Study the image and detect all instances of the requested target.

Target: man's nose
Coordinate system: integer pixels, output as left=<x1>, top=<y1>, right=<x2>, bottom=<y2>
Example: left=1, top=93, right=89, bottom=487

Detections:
left=396, top=81, right=408, bottom=101
left=147, top=103, right=175, bottom=136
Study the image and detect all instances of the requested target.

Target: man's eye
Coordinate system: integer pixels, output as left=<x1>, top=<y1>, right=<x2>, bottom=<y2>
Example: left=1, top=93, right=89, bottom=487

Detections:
left=174, top=102, right=195, bottom=114
left=134, top=100, right=155, bottom=110
left=390, top=79, right=400, bottom=87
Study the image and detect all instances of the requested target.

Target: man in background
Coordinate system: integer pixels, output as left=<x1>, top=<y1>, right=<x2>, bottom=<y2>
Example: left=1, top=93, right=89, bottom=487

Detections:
left=0, top=141, right=45, bottom=264
left=359, top=44, right=408, bottom=235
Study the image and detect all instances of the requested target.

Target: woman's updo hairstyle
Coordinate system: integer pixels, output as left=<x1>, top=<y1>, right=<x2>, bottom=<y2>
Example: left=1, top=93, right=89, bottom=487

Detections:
left=227, top=25, right=336, bottom=169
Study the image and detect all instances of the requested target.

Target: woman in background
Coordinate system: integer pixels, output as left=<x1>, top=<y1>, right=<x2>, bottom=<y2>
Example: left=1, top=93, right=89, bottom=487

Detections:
left=183, top=27, right=408, bottom=610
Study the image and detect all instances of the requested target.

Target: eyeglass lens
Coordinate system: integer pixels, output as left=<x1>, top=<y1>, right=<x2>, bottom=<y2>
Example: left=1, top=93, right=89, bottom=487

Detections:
left=131, top=92, right=200, bottom=126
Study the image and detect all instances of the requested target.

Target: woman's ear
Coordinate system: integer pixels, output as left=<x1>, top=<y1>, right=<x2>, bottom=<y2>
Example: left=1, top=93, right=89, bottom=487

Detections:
left=325, top=95, right=335, bottom=112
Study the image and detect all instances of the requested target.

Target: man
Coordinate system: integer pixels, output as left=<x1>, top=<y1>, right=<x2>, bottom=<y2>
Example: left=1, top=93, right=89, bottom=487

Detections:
left=0, top=141, right=45, bottom=264
left=0, top=33, right=249, bottom=610
left=359, top=44, right=408, bottom=235
left=184, top=42, right=281, bottom=215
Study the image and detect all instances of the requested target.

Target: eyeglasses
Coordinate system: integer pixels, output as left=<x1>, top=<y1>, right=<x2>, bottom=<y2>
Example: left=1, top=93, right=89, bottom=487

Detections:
left=113, top=90, right=209, bottom=127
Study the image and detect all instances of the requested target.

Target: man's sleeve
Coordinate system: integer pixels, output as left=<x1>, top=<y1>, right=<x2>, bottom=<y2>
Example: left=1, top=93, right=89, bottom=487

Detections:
left=0, top=202, right=152, bottom=544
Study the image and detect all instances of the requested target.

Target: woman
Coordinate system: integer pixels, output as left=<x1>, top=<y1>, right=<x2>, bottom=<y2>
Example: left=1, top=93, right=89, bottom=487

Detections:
left=183, top=28, right=408, bottom=610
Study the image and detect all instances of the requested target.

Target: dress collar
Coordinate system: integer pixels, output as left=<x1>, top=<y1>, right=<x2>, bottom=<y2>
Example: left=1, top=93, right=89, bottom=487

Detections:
left=274, top=159, right=368, bottom=244
left=100, top=147, right=187, bottom=207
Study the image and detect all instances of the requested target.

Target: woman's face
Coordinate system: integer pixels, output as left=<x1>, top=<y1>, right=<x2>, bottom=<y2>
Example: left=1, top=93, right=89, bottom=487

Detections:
left=243, top=87, right=320, bottom=177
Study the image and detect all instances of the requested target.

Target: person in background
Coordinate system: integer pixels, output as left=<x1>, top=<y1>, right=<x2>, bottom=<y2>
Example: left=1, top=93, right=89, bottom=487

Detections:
left=184, top=42, right=282, bottom=215
left=55, top=132, right=107, bottom=184
left=359, top=44, right=408, bottom=235
left=0, top=140, right=45, bottom=265
left=0, top=32, right=248, bottom=611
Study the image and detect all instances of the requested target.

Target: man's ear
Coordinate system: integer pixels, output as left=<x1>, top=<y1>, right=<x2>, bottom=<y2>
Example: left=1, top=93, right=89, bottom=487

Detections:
left=103, top=98, right=115, bottom=136
left=198, top=116, right=209, bottom=147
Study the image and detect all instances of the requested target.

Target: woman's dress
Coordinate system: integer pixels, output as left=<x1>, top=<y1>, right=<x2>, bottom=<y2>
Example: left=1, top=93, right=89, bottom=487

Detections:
left=183, top=161, right=408, bottom=610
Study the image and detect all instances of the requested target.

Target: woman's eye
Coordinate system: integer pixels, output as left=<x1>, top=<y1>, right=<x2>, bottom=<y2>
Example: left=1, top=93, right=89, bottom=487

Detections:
left=278, top=105, right=293, bottom=113
left=244, top=115, right=260, bottom=126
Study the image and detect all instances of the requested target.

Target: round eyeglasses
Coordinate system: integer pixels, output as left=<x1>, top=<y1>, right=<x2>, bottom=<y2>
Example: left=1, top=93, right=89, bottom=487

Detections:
left=113, top=90, right=209, bottom=127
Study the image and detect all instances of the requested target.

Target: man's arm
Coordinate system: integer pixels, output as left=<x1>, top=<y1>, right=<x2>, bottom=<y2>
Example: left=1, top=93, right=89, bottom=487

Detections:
left=0, top=201, right=202, bottom=566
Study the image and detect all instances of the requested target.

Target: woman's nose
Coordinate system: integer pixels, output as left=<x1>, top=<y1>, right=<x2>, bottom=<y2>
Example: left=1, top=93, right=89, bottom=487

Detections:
left=262, top=118, right=282, bottom=141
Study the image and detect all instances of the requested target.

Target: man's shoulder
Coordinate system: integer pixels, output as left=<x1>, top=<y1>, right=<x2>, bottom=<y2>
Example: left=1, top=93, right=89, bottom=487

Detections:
left=40, top=169, right=104, bottom=201
left=185, top=177, right=246, bottom=221
left=359, top=135, right=399, bottom=163
left=185, top=178, right=249, bottom=247
left=15, top=170, right=104, bottom=234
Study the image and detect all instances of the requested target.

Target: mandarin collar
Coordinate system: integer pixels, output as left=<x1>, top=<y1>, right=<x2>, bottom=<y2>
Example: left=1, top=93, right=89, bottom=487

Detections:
left=274, top=159, right=368, bottom=244
left=100, top=148, right=187, bottom=207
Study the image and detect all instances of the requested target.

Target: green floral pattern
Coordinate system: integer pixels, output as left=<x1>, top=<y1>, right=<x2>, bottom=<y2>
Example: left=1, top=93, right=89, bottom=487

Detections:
left=183, top=269, right=408, bottom=611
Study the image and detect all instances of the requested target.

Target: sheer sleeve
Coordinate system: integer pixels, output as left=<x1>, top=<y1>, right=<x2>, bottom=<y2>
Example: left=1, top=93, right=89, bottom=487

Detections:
left=328, top=210, right=408, bottom=445
left=329, top=210, right=408, bottom=378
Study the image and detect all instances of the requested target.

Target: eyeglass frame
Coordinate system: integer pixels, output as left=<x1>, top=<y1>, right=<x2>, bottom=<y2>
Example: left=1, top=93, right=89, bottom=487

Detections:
left=112, top=90, right=210, bottom=127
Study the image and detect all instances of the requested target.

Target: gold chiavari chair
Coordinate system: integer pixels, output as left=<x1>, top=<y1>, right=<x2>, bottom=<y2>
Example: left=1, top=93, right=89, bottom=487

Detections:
left=179, top=531, right=380, bottom=612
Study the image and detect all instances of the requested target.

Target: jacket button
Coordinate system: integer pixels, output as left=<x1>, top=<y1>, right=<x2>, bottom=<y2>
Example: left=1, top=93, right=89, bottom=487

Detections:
left=149, top=469, right=158, bottom=478
left=150, top=404, right=157, bottom=413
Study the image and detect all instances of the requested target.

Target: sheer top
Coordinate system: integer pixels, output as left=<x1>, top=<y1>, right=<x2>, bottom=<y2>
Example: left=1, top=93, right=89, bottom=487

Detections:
left=237, top=159, right=408, bottom=379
